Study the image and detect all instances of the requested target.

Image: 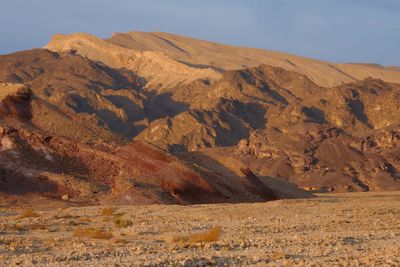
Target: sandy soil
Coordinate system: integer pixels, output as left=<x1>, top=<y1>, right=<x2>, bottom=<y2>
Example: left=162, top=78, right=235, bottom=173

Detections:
left=0, top=192, right=399, bottom=266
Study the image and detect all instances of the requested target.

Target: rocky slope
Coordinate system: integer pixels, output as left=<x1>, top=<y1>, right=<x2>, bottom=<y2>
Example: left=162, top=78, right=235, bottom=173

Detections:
left=0, top=55, right=309, bottom=203
left=1, top=116, right=308, bottom=205
left=1, top=31, right=400, bottom=202
left=133, top=64, right=400, bottom=192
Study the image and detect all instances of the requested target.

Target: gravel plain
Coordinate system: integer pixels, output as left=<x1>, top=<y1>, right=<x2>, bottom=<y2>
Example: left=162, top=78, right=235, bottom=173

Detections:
left=1, top=192, right=400, bottom=266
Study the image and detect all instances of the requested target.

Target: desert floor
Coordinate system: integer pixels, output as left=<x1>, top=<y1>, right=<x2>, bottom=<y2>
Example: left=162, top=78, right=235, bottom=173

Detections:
left=0, top=192, right=399, bottom=266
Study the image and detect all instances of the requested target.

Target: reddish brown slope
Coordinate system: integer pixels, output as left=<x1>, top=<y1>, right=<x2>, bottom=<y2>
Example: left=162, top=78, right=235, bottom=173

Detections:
left=0, top=81, right=309, bottom=204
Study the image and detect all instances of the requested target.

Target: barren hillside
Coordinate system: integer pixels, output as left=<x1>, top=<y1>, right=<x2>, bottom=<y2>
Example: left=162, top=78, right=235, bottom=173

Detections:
left=1, top=31, right=400, bottom=204
left=106, top=31, right=400, bottom=87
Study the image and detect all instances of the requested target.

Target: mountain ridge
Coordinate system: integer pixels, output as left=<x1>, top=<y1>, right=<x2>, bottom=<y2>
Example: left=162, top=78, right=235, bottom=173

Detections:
left=105, top=31, right=400, bottom=87
left=1, top=30, right=400, bottom=204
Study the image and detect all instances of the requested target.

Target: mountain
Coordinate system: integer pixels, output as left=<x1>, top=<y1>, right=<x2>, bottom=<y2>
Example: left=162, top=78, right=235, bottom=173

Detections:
left=105, top=31, right=400, bottom=87
left=135, top=65, right=400, bottom=192
left=0, top=49, right=310, bottom=204
left=1, top=31, right=400, bottom=204
left=45, top=33, right=221, bottom=89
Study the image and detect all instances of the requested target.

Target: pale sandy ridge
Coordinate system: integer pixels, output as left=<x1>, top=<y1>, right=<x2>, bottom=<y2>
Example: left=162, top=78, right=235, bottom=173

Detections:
left=107, top=31, right=400, bottom=87
left=0, top=83, right=29, bottom=101
left=45, top=31, right=400, bottom=90
left=45, top=33, right=221, bottom=90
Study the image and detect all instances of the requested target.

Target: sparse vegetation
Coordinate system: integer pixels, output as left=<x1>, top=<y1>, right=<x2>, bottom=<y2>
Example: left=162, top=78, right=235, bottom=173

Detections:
left=113, top=212, right=126, bottom=218
left=12, top=223, right=26, bottom=231
left=10, top=223, right=46, bottom=233
left=56, top=214, right=78, bottom=219
left=101, top=208, right=115, bottom=216
left=114, top=238, right=129, bottom=245
left=18, top=209, right=40, bottom=219
left=78, top=217, right=91, bottom=223
left=101, top=208, right=132, bottom=227
left=172, top=226, right=221, bottom=244
left=73, top=228, right=113, bottom=239
left=26, top=223, right=47, bottom=230
left=114, top=218, right=133, bottom=228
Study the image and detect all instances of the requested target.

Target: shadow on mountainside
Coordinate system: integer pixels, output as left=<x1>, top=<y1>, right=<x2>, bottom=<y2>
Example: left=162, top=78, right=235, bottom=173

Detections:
left=177, top=151, right=313, bottom=202
left=0, top=167, right=58, bottom=195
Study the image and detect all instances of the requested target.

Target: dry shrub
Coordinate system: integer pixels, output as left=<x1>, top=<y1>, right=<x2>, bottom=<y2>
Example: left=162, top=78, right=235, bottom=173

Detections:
left=114, top=238, right=129, bottom=245
left=269, top=252, right=287, bottom=260
left=78, top=217, right=91, bottom=223
left=56, top=214, right=78, bottom=219
left=18, top=209, right=40, bottom=219
left=42, top=238, right=56, bottom=246
left=11, top=223, right=46, bottom=232
left=9, top=241, right=18, bottom=248
left=101, top=208, right=115, bottom=216
left=114, top=218, right=133, bottom=228
left=73, top=228, right=113, bottom=239
left=113, top=212, right=126, bottom=218
left=26, top=223, right=47, bottom=230
left=172, top=227, right=221, bottom=244
left=12, top=223, right=26, bottom=231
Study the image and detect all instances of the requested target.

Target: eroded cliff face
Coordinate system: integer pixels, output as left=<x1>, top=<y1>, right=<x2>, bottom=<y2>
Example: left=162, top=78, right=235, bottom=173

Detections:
left=45, top=33, right=221, bottom=89
left=235, top=124, right=400, bottom=192
left=136, top=65, right=400, bottom=149
left=1, top=31, right=400, bottom=202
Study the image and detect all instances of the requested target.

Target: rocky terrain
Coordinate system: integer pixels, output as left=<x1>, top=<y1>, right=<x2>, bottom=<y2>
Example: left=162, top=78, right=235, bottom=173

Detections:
left=0, top=192, right=399, bottom=266
left=1, top=31, right=400, bottom=204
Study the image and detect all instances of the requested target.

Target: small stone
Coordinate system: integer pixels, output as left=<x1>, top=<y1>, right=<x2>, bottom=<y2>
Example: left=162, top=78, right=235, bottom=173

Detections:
left=61, top=195, right=69, bottom=201
left=1, top=136, right=15, bottom=151
left=45, top=154, right=55, bottom=162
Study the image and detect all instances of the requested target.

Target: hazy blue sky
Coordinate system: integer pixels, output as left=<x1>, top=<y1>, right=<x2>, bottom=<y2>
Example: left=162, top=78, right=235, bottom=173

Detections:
left=1, top=0, right=400, bottom=65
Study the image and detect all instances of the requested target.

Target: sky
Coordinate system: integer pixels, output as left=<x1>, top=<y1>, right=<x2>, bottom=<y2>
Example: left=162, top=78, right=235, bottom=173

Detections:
left=1, top=0, right=400, bottom=66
